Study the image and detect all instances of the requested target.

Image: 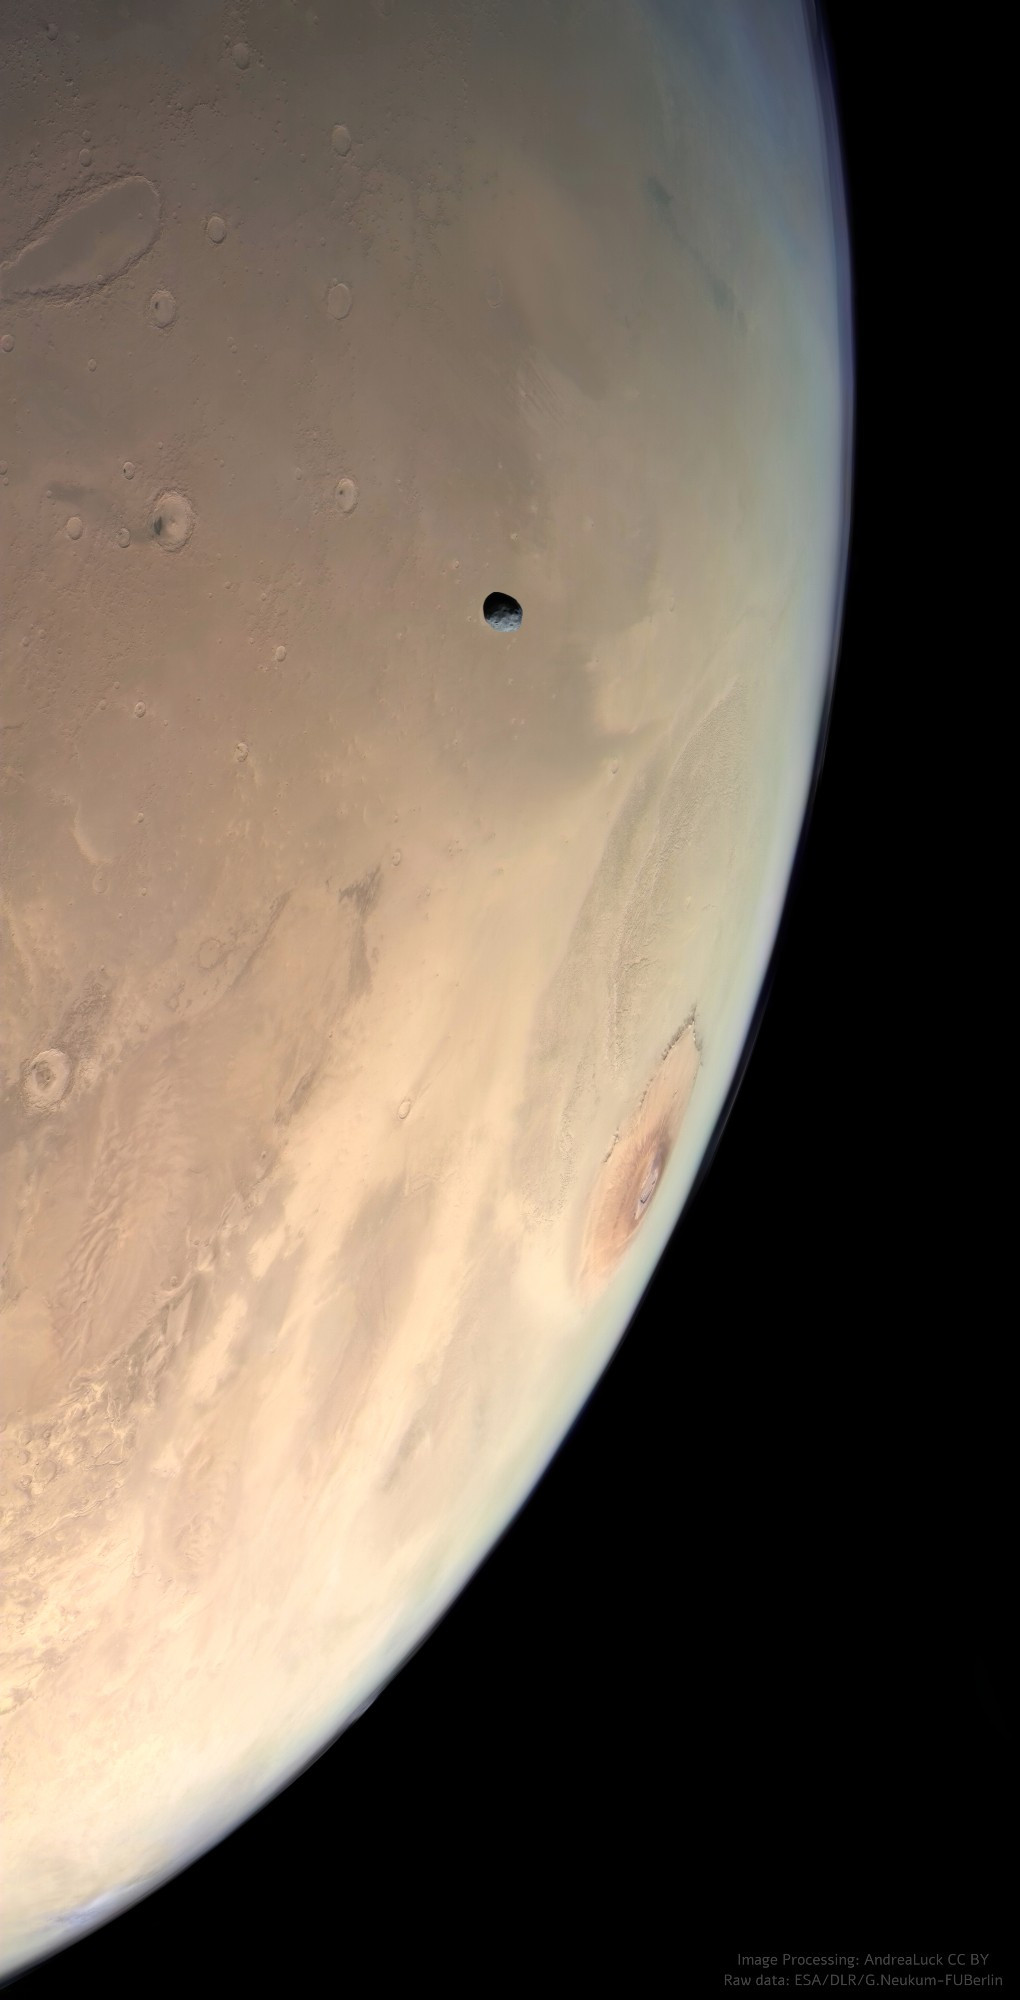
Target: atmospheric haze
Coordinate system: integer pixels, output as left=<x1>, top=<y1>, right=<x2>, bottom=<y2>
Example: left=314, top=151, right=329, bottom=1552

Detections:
left=0, top=0, right=851, bottom=1972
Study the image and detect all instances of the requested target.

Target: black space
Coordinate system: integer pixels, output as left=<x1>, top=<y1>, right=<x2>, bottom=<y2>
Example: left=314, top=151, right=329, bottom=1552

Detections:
left=11, top=11, right=1011, bottom=1995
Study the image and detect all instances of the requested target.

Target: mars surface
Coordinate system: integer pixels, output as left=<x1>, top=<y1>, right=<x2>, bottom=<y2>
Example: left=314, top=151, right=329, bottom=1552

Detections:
left=0, top=0, right=850, bottom=1971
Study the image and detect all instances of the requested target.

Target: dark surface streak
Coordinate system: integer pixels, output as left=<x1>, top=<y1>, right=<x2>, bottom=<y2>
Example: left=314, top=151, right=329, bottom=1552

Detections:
left=339, top=864, right=382, bottom=919
left=645, top=175, right=746, bottom=331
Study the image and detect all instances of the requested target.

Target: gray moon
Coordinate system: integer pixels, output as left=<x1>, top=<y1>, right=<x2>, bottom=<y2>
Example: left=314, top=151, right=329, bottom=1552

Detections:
left=0, top=0, right=850, bottom=1971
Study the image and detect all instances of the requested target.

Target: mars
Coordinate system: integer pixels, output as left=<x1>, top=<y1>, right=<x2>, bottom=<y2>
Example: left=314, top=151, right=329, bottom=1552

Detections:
left=0, top=0, right=849, bottom=1971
